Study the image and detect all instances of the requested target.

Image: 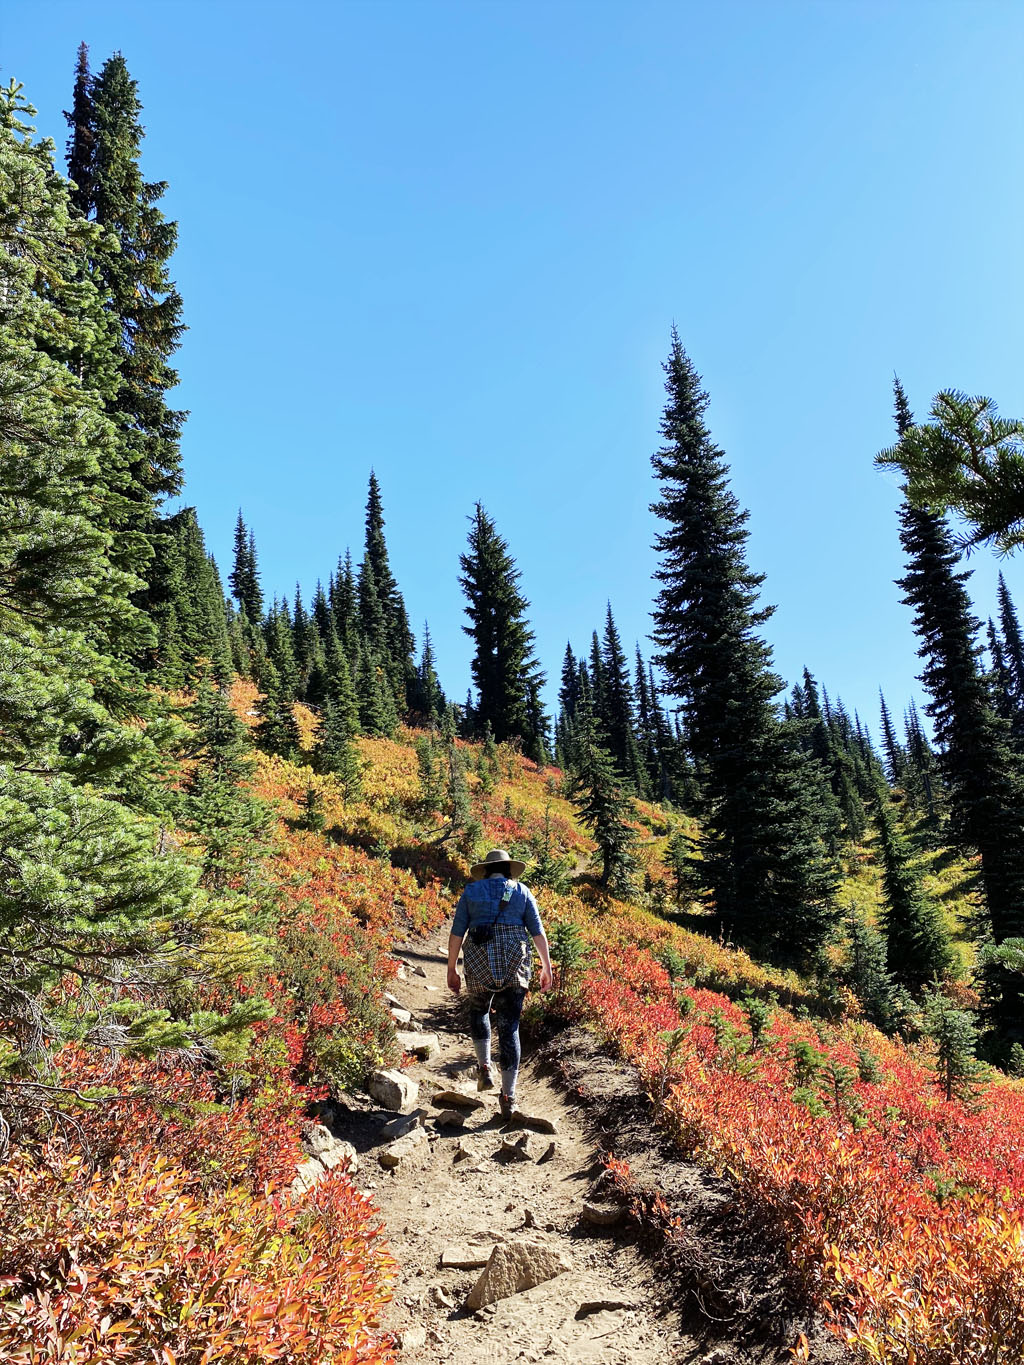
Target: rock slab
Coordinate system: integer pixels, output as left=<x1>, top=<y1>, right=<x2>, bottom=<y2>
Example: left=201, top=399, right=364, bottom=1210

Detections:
left=464, top=1240, right=571, bottom=1309
left=440, top=1244, right=493, bottom=1270
left=430, top=1089, right=484, bottom=1111
left=396, top=1030, right=441, bottom=1060
left=379, top=1127, right=428, bottom=1169
left=368, top=1068, right=419, bottom=1113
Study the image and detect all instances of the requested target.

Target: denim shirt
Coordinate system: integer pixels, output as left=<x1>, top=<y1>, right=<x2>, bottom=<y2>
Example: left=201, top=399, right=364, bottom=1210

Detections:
left=452, top=877, right=543, bottom=939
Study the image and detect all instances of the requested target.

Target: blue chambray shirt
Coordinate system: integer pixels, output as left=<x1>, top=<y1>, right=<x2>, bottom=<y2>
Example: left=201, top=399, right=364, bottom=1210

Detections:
left=451, top=876, right=543, bottom=939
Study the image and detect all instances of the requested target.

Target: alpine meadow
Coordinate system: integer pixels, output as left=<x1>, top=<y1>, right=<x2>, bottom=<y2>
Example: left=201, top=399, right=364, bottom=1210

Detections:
left=6, top=17, right=1024, bottom=1365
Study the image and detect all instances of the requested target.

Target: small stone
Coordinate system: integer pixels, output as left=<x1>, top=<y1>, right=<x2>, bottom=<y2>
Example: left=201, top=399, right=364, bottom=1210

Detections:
left=434, top=1109, right=466, bottom=1129
left=379, top=1128, right=428, bottom=1169
left=517, top=1113, right=558, bottom=1135
left=424, top=984, right=439, bottom=992
left=411, top=962, right=428, bottom=977
left=368, top=1068, right=419, bottom=1113
left=399, top=1323, right=427, bottom=1350
left=318, top=1140, right=359, bottom=1173
left=429, top=1286, right=456, bottom=1309
left=580, top=1199, right=624, bottom=1227
left=464, top=1240, right=571, bottom=1309
left=390, top=1007, right=413, bottom=1026
left=430, top=1090, right=485, bottom=1111
left=498, top=1137, right=533, bottom=1162
left=290, top=1156, right=325, bottom=1195
left=301, top=1123, right=337, bottom=1156
left=396, top=965, right=408, bottom=981
left=575, top=1298, right=637, bottom=1318
left=440, top=1244, right=493, bottom=1269
left=523, top=1208, right=537, bottom=1228
left=396, top=1031, right=441, bottom=1059
left=380, top=1111, right=425, bottom=1142
left=537, top=1141, right=557, bottom=1165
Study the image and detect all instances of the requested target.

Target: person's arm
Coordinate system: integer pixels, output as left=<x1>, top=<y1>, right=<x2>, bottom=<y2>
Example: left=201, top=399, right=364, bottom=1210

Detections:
left=447, top=933, right=464, bottom=994
left=523, top=888, right=553, bottom=991
left=532, top=930, right=553, bottom=991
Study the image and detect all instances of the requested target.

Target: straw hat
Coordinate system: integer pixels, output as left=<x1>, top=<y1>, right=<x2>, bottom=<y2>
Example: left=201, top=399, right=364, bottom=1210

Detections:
left=470, top=848, right=527, bottom=880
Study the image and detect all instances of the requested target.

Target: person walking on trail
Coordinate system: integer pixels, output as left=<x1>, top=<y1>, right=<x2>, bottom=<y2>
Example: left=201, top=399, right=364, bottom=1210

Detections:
left=447, top=848, right=554, bottom=1120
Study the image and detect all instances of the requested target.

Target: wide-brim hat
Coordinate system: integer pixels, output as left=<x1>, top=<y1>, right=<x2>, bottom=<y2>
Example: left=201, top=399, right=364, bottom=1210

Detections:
left=470, top=847, right=527, bottom=880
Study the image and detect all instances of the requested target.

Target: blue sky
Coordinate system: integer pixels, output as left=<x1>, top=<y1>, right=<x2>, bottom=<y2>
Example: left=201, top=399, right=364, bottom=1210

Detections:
left=7, top=1, right=1024, bottom=738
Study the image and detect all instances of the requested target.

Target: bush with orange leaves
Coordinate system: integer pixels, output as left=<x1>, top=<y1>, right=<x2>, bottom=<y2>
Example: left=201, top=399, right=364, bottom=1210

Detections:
left=573, top=934, right=1024, bottom=1365
left=0, top=1049, right=395, bottom=1365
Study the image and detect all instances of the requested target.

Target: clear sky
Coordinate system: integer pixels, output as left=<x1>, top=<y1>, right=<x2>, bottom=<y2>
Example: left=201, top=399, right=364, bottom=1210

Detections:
left=7, top=1, right=1024, bottom=738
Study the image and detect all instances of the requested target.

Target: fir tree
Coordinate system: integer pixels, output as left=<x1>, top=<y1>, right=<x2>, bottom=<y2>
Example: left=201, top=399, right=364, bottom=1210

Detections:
left=148, top=508, right=232, bottom=685
left=0, top=83, right=263, bottom=1080
left=412, top=622, right=445, bottom=726
left=313, top=700, right=363, bottom=803
left=875, top=792, right=952, bottom=993
left=323, top=629, right=360, bottom=735
left=569, top=700, right=638, bottom=896
left=878, top=690, right=905, bottom=786
left=894, top=383, right=1024, bottom=1049
left=229, top=511, right=263, bottom=621
left=361, top=474, right=415, bottom=705
left=842, top=909, right=896, bottom=1030
left=600, top=604, right=647, bottom=794
left=64, top=52, right=185, bottom=583
left=459, top=504, right=548, bottom=753
left=650, top=331, right=838, bottom=962
left=253, top=658, right=299, bottom=757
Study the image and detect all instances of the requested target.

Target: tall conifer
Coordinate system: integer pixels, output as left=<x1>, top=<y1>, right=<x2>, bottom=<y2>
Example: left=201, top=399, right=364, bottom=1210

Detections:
left=650, top=331, right=837, bottom=961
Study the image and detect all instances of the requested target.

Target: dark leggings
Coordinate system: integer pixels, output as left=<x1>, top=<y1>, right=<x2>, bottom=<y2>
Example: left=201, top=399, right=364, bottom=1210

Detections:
left=465, top=984, right=526, bottom=1098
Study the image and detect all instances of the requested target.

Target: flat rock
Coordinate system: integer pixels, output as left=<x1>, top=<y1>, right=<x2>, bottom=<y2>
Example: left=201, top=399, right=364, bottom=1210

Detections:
left=440, top=1244, right=493, bottom=1269
left=379, top=1128, right=428, bottom=1169
left=464, top=1240, right=572, bottom=1309
left=430, top=1089, right=484, bottom=1111
left=453, top=1137, right=482, bottom=1162
left=368, top=1068, right=419, bottom=1113
left=515, top=1113, right=558, bottom=1135
left=380, top=1110, right=425, bottom=1142
left=395, top=1030, right=441, bottom=1059
left=580, top=1199, right=624, bottom=1227
left=433, top=1108, right=466, bottom=1128
left=384, top=992, right=405, bottom=1008
left=318, top=1140, right=358, bottom=1173
left=390, top=1006, right=413, bottom=1026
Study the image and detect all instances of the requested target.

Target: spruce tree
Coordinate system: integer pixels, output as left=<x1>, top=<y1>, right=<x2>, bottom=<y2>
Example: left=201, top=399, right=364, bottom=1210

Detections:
left=229, top=511, right=263, bottom=622
left=878, top=690, right=905, bottom=786
left=253, top=658, right=300, bottom=757
left=459, top=504, right=548, bottom=752
left=650, top=331, right=838, bottom=962
left=361, top=474, right=415, bottom=706
left=600, top=605, right=647, bottom=794
left=412, top=622, right=445, bottom=726
left=313, top=701, right=363, bottom=802
left=148, top=508, right=232, bottom=685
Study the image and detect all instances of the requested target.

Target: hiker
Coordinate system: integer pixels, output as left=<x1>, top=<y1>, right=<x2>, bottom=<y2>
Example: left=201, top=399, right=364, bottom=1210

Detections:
left=447, top=848, right=553, bottom=1119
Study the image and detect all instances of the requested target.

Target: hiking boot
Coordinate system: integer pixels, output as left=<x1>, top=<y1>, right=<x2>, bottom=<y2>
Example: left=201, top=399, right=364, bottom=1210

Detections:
left=476, top=1063, right=497, bottom=1092
left=499, top=1092, right=523, bottom=1122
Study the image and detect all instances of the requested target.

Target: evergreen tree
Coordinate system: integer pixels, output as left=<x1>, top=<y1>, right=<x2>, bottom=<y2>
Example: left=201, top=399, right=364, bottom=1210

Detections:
left=894, top=384, right=1024, bottom=1049
left=361, top=474, right=415, bottom=705
left=842, top=908, right=896, bottom=1031
left=148, top=508, right=232, bottom=685
left=64, top=52, right=185, bottom=586
left=412, top=622, right=445, bottom=725
left=229, top=511, right=263, bottom=621
left=569, top=700, right=638, bottom=896
left=878, top=690, right=905, bottom=786
left=600, top=604, right=647, bottom=794
left=264, top=601, right=300, bottom=700
left=0, top=83, right=262, bottom=1079
left=331, top=549, right=358, bottom=652
left=253, top=658, right=299, bottom=757
left=322, top=629, right=360, bottom=734
left=875, top=792, right=952, bottom=993
left=313, top=700, right=363, bottom=802
left=902, top=698, right=942, bottom=828
left=650, top=332, right=838, bottom=962
left=459, top=504, right=548, bottom=752
left=183, top=679, right=269, bottom=893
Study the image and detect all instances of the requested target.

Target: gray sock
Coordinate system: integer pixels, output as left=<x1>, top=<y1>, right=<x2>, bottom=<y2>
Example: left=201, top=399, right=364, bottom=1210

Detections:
left=473, top=1038, right=491, bottom=1070
left=500, top=1066, right=517, bottom=1100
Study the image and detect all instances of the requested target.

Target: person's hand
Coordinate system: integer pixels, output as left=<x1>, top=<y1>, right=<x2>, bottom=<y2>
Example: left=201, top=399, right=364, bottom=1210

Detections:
left=539, top=965, right=553, bottom=992
left=447, top=966, right=461, bottom=994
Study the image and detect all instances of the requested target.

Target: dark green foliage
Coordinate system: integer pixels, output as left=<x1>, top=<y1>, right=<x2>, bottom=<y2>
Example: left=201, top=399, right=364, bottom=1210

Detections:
left=649, top=331, right=838, bottom=963
left=64, top=51, right=185, bottom=601
left=230, top=511, right=264, bottom=623
left=529, top=805, right=574, bottom=894
left=897, top=469, right=1024, bottom=1049
left=253, top=659, right=300, bottom=757
left=411, top=622, right=445, bottom=726
left=568, top=700, right=638, bottom=896
left=841, top=908, right=896, bottom=1031
left=597, top=605, right=647, bottom=794
left=459, top=503, right=548, bottom=755
left=361, top=473, right=415, bottom=705
left=902, top=699, right=943, bottom=829
left=313, top=700, right=363, bottom=803
left=875, top=792, right=952, bottom=994
left=148, top=509, right=232, bottom=685
left=922, top=988, right=986, bottom=1103
left=0, top=83, right=264, bottom=1074
left=879, top=690, right=906, bottom=786
left=666, top=830, right=704, bottom=907
left=183, top=680, right=269, bottom=893
left=878, top=389, right=1024, bottom=555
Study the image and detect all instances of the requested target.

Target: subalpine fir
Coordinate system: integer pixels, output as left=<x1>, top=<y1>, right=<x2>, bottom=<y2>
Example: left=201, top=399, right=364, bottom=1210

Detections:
left=459, top=503, right=548, bottom=755
left=894, top=381, right=1024, bottom=1050
left=650, top=331, right=838, bottom=962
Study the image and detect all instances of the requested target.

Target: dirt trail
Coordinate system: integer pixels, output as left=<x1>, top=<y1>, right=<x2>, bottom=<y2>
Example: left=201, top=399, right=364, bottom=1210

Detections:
left=324, top=927, right=697, bottom=1364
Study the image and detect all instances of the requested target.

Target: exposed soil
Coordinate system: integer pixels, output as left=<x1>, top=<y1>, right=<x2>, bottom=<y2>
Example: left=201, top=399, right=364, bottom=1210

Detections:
left=315, top=929, right=856, bottom=1364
